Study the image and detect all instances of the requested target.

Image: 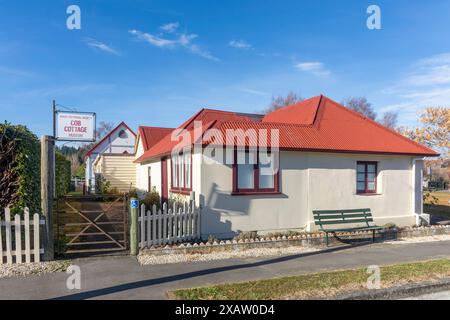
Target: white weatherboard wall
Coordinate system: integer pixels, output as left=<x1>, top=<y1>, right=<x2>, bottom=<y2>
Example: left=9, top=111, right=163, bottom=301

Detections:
left=200, top=151, right=418, bottom=238
left=94, top=154, right=136, bottom=193
left=86, top=124, right=135, bottom=192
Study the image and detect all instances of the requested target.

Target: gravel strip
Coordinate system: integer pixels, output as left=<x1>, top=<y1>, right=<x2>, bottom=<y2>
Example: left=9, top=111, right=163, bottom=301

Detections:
left=388, top=234, right=450, bottom=245
left=138, top=246, right=319, bottom=265
left=0, top=260, right=71, bottom=279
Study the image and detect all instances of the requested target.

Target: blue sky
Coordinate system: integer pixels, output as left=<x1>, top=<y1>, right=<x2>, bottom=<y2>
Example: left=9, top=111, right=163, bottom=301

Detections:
left=1, top=0, right=450, bottom=142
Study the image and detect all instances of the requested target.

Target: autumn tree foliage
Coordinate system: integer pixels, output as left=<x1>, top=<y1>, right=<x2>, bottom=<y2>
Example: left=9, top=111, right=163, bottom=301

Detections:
left=398, top=107, right=450, bottom=156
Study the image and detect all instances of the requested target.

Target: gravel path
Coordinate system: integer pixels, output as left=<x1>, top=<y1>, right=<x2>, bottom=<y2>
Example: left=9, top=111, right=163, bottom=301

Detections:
left=387, top=234, right=450, bottom=244
left=0, top=260, right=70, bottom=279
left=138, top=246, right=319, bottom=265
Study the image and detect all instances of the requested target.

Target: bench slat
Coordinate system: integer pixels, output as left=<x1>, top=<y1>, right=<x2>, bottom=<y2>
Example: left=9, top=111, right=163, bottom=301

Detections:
left=314, top=214, right=372, bottom=220
left=313, top=208, right=371, bottom=214
left=316, top=219, right=373, bottom=225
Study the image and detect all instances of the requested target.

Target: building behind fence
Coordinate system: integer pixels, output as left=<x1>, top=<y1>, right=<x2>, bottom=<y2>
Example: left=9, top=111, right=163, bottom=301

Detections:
left=0, top=207, right=44, bottom=264
left=139, top=200, right=200, bottom=248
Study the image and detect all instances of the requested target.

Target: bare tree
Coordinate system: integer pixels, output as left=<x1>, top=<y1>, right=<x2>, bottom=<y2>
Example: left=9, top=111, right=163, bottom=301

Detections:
left=341, top=97, right=377, bottom=120
left=265, top=91, right=303, bottom=113
left=380, top=111, right=398, bottom=129
left=96, top=121, right=114, bottom=140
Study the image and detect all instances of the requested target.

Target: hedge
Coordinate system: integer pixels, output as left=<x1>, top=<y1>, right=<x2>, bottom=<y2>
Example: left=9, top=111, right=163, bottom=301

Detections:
left=55, top=153, right=71, bottom=197
left=0, top=122, right=40, bottom=215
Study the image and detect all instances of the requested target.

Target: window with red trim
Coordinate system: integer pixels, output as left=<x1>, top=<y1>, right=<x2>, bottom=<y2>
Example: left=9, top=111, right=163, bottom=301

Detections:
left=147, top=167, right=152, bottom=191
left=171, top=152, right=192, bottom=193
left=356, top=161, right=377, bottom=194
left=232, top=149, right=279, bottom=195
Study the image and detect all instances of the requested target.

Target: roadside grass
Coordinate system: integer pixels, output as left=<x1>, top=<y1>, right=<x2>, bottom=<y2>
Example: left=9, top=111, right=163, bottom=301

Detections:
left=172, top=259, right=450, bottom=300
left=424, top=191, right=450, bottom=219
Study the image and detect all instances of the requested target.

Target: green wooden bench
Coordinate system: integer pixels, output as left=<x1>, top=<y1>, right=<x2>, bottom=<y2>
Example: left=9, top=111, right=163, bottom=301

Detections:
left=313, top=208, right=385, bottom=246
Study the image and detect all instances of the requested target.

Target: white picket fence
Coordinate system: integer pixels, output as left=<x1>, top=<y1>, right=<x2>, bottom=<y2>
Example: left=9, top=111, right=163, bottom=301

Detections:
left=138, top=201, right=200, bottom=248
left=0, top=207, right=45, bottom=264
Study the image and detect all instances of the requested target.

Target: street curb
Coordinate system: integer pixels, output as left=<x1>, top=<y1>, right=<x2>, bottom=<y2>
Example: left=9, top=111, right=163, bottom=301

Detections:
left=334, top=279, right=450, bottom=300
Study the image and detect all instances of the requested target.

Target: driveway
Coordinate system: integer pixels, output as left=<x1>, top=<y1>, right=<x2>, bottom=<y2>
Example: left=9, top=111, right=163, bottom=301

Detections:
left=0, top=240, right=449, bottom=300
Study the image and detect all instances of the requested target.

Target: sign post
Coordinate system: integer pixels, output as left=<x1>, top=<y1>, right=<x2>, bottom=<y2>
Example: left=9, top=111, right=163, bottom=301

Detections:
left=41, top=135, right=55, bottom=260
left=40, top=100, right=97, bottom=260
left=129, top=198, right=139, bottom=256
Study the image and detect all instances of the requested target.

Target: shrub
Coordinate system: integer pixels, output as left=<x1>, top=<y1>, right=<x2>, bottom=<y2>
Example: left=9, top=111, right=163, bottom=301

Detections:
left=234, top=231, right=258, bottom=241
left=55, top=153, right=71, bottom=197
left=0, top=122, right=40, bottom=215
left=142, top=187, right=161, bottom=211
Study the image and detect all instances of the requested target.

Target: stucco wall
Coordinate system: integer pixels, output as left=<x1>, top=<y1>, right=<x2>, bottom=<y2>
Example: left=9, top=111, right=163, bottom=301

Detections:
left=200, top=151, right=418, bottom=238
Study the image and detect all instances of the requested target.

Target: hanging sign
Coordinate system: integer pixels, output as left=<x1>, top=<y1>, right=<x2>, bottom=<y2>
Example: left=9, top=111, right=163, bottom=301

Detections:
left=55, top=111, right=96, bottom=142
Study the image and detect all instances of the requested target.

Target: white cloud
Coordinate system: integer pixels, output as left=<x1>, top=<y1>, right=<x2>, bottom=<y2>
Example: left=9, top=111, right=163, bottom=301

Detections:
left=0, top=66, right=36, bottom=78
left=294, top=62, right=330, bottom=77
left=380, top=52, right=450, bottom=125
left=160, top=22, right=179, bottom=33
left=84, top=38, right=120, bottom=56
left=229, top=40, right=252, bottom=50
left=129, top=26, right=219, bottom=61
left=239, top=88, right=268, bottom=96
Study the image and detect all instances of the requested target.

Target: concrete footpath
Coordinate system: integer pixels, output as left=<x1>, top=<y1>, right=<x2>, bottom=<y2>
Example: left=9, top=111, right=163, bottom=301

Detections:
left=0, top=240, right=449, bottom=300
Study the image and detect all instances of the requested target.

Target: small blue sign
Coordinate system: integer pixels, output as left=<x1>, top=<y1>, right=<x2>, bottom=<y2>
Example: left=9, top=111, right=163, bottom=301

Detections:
left=130, top=199, right=139, bottom=209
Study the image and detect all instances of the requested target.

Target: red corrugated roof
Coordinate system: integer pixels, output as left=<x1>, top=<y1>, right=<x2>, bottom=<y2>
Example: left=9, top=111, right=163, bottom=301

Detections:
left=135, top=96, right=438, bottom=163
left=138, top=126, right=174, bottom=151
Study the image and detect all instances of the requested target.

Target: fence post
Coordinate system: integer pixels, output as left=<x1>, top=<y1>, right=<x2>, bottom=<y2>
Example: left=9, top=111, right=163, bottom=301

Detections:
left=129, top=198, right=139, bottom=256
left=41, top=135, right=54, bottom=261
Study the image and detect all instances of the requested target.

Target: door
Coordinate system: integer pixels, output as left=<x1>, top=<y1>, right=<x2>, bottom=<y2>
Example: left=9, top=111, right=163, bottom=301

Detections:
left=161, top=157, right=169, bottom=204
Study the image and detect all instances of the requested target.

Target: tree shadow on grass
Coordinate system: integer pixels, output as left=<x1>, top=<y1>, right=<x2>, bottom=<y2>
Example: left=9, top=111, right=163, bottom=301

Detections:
left=52, top=242, right=372, bottom=300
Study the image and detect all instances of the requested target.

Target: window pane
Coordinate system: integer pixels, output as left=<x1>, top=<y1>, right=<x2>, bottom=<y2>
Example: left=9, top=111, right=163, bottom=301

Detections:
left=357, top=173, right=365, bottom=181
left=185, top=153, right=191, bottom=189
left=259, top=173, right=274, bottom=189
left=357, top=182, right=365, bottom=191
left=238, top=164, right=254, bottom=189
left=367, top=173, right=376, bottom=182
left=368, top=164, right=376, bottom=173
left=357, top=164, right=366, bottom=173
left=259, top=151, right=274, bottom=189
left=367, top=181, right=376, bottom=191
left=172, top=156, right=178, bottom=188
left=179, top=155, right=184, bottom=188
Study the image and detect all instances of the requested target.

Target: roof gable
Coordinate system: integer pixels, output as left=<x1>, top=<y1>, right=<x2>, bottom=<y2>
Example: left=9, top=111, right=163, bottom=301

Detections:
left=138, top=126, right=174, bottom=151
left=85, top=122, right=136, bottom=159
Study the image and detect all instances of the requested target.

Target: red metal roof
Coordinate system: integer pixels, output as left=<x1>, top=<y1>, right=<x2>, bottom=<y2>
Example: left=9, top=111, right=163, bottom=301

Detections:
left=85, top=121, right=136, bottom=159
left=138, top=126, right=174, bottom=151
left=135, top=96, right=438, bottom=163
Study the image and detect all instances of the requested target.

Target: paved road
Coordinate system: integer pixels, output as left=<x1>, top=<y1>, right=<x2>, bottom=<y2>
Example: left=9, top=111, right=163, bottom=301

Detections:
left=0, top=241, right=449, bottom=300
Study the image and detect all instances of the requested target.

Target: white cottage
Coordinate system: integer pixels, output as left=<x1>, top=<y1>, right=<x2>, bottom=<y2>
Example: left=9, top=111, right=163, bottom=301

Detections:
left=135, top=96, right=439, bottom=238
left=84, top=122, right=136, bottom=193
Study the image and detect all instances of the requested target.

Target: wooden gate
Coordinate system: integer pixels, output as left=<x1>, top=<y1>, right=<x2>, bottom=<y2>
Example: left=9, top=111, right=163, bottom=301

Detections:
left=56, top=195, right=128, bottom=255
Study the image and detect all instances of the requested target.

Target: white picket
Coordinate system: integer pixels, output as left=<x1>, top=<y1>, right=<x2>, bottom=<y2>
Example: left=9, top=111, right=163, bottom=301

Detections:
left=5, top=208, right=12, bottom=264
left=33, top=213, right=40, bottom=263
left=24, top=208, right=31, bottom=263
left=14, top=214, right=22, bottom=264
left=140, top=204, right=145, bottom=248
left=162, top=206, right=168, bottom=245
left=146, top=208, right=151, bottom=248
left=152, top=205, right=157, bottom=246
left=167, top=208, right=173, bottom=244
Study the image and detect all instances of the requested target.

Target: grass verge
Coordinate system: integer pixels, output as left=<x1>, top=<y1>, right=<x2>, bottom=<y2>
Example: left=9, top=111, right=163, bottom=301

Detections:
left=172, top=259, right=450, bottom=300
left=425, top=191, right=450, bottom=219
